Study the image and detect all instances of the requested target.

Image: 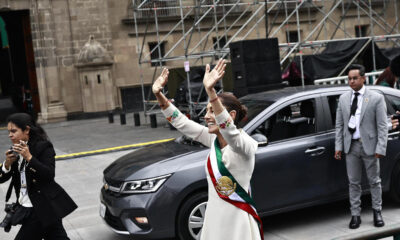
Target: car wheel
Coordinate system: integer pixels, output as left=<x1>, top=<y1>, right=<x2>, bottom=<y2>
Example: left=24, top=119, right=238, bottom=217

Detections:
left=177, top=191, right=208, bottom=240
left=390, top=161, right=400, bottom=203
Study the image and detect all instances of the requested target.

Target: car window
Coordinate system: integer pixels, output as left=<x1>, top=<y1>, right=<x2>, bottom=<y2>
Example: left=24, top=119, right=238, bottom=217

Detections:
left=386, top=95, right=400, bottom=114
left=239, top=100, right=274, bottom=128
left=252, top=99, right=316, bottom=142
left=327, top=95, right=340, bottom=130
left=327, top=92, right=395, bottom=130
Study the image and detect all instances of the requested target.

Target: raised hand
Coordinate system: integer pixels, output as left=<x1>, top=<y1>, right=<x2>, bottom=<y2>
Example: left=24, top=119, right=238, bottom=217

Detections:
left=152, top=68, right=169, bottom=94
left=203, top=59, right=226, bottom=92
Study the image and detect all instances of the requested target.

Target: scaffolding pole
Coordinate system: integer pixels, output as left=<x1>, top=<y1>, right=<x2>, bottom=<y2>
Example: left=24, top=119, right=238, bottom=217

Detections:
left=129, top=0, right=400, bottom=117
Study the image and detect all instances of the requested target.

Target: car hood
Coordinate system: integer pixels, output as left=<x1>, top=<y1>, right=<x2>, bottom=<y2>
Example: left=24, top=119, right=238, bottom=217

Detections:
left=103, top=140, right=207, bottom=181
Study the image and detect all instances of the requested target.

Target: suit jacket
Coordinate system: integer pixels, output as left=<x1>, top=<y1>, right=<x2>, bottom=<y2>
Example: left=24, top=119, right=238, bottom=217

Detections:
left=0, top=140, right=77, bottom=227
left=335, top=87, right=388, bottom=156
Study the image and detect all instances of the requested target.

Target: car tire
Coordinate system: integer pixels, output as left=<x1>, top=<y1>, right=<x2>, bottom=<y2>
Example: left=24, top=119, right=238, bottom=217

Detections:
left=177, top=191, right=208, bottom=240
left=390, top=160, right=400, bottom=203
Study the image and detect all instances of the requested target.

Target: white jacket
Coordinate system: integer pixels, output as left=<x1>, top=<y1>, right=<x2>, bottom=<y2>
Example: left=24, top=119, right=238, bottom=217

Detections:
left=162, top=104, right=260, bottom=240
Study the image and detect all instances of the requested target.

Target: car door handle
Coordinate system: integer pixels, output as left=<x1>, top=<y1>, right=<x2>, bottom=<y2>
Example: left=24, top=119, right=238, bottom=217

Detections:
left=305, top=147, right=326, bottom=156
left=388, top=131, right=400, bottom=141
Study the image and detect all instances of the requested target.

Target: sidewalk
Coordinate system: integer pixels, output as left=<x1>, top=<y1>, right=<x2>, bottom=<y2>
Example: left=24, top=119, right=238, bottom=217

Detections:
left=0, top=113, right=182, bottom=158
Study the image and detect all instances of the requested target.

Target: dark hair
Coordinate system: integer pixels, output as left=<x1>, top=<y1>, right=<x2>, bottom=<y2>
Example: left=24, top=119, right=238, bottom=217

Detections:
left=347, top=64, right=366, bottom=76
left=391, top=54, right=400, bottom=77
left=217, top=92, right=247, bottom=125
left=375, top=67, right=397, bottom=87
left=7, top=113, right=48, bottom=144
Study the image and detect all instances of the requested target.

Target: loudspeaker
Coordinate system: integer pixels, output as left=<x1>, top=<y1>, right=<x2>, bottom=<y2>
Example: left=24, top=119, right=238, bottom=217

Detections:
left=232, top=60, right=282, bottom=87
left=230, top=38, right=280, bottom=65
left=230, top=38, right=282, bottom=98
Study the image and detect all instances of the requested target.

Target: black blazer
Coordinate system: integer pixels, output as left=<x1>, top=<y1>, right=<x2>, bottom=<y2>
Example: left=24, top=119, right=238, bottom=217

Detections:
left=0, top=140, right=77, bottom=227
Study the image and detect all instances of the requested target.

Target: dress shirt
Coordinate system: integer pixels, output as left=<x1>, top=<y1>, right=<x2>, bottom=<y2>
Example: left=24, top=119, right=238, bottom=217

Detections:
left=2, top=156, right=33, bottom=207
left=350, top=85, right=365, bottom=139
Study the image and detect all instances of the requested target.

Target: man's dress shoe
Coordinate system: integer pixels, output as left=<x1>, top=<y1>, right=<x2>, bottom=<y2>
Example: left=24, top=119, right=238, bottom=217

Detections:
left=373, top=210, right=385, bottom=227
left=349, top=216, right=361, bottom=229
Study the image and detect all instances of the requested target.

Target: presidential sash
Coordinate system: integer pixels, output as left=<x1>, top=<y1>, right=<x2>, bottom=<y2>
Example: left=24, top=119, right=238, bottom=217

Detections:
left=207, top=139, right=264, bottom=240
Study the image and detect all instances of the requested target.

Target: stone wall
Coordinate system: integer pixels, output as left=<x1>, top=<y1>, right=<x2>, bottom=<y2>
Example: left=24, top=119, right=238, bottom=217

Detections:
left=0, top=0, right=399, bottom=121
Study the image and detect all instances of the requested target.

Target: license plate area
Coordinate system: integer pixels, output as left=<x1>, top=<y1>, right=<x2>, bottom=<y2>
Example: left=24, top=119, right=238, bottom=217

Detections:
left=100, top=203, right=106, bottom=218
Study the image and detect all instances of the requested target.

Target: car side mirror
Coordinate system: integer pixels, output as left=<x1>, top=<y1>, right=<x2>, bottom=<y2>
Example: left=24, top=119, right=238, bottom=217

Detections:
left=251, top=133, right=268, bottom=147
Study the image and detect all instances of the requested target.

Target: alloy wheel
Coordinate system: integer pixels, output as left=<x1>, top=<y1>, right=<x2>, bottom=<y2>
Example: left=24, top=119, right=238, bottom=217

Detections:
left=188, top=202, right=207, bottom=240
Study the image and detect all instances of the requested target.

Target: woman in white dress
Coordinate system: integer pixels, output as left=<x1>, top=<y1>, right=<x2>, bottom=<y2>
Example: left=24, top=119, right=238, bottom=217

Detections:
left=152, top=59, right=263, bottom=240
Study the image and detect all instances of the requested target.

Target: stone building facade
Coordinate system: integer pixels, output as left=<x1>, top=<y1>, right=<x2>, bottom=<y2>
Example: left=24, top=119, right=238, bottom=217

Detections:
left=0, top=0, right=398, bottom=122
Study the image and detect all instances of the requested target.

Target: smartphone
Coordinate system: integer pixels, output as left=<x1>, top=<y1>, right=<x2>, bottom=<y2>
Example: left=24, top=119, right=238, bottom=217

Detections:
left=8, top=147, right=18, bottom=157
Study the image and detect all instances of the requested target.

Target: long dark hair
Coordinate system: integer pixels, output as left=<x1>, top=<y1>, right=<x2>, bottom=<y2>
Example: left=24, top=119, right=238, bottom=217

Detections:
left=376, top=67, right=397, bottom=88
left=7, top=113, right=48, bottom=144
left=217, top=92, right=247, bottom=125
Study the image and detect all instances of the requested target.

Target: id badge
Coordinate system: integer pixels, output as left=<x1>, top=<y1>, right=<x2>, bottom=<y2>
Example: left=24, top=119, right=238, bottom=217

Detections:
left=348, top=115, right=356, bottom=129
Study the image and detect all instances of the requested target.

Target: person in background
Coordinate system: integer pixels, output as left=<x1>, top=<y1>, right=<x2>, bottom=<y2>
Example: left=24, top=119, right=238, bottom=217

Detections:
left=335, top=64, right=388, bottom=230
left=0, top=113, right=77, bottom=240
left=375, top=67, right=399, bottom=89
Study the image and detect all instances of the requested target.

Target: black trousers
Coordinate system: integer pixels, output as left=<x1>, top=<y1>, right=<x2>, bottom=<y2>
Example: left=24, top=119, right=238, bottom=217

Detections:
left=14, top=207, right=69, bottom=240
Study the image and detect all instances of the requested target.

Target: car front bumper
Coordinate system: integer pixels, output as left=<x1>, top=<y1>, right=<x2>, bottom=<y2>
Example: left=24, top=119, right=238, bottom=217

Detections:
left=99, top=187, right=177, bottom=240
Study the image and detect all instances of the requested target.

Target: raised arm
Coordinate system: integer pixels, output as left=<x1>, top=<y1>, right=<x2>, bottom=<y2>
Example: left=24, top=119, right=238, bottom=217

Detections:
left=153, top=68, right=214, bottom=147
left=203, top=59, right=257, bottom=155
left=203, top=59, right=226, bottom=116
left=152, top=68, right=171, bottom=111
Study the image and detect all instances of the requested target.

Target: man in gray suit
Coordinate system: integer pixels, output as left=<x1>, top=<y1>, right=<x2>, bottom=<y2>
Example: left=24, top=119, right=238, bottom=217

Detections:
left=335, top=64, right=388, bottom=229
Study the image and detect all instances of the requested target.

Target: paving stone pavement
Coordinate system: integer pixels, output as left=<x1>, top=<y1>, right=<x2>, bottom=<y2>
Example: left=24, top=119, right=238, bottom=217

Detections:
left=0, top=115, right=398, bottom=239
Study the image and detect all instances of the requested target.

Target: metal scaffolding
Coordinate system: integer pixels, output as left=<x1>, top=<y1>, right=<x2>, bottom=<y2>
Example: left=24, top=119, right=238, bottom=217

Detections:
left=128, top=0, right=400, bottom=118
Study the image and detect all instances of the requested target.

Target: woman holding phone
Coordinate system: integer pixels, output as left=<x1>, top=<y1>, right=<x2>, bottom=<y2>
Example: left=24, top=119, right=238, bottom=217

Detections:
left=0, top=113, right=77, bottom=240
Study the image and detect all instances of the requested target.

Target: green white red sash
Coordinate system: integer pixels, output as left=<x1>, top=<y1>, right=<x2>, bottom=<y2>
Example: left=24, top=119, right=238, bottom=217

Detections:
left=207, top=139, right=264, bottom=240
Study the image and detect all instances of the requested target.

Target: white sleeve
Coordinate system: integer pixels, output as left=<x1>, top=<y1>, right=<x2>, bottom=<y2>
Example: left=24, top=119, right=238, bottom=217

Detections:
left=2, top=161, right=10, bottom=173
left=162, top=104, right=214, bottom=148
left=215, top=109, right=258, bottom=155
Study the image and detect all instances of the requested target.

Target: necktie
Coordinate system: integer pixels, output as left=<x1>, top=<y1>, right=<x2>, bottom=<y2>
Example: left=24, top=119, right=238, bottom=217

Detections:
left=348, top=92, right=359, bottom=134
left=350, top=92, right=360, bottom=116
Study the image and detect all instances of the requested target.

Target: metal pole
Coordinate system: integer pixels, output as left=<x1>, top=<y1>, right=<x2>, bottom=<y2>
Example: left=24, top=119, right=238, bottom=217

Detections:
left=368, top=0, right=377, bottom=75
left=154, top=2, right=163, bottom=68
left=310, top=1, right=352, bottom=39
left=270, top=1, right=306, bottom=37
left=342, top=0, right=346, bottom=38
left=265, top=0, right=268, bottom=38
left=395, top=0, right=399, bottom=35
left=213, top=0, right=221, bottom=57
left=295, top=0, right=305, bottom=87
left=222, top=3, right=274, bottom=48
left=179, top=0, right=193, bottom=116
left=284, top=0, right=289, bottom=42
left=132, top=0, right=148, bottom=122
left=337, top=38, right=372, bottom=77
left=357, top=0, right=361, bottom=37
left=163, top=0, right=223, bottom=59
left=280, top=0, right=344, bottom=65
left=141, top=3, right=199, bottom=61
left=322, top=0, right=327, bottom=40
left=190, top=0, right=246, bottom=55
left=330, top=0, right=352, bottom=40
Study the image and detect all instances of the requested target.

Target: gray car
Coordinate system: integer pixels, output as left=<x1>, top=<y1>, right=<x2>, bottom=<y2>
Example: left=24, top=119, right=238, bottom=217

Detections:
left=100, top=85, right=400, bottom=240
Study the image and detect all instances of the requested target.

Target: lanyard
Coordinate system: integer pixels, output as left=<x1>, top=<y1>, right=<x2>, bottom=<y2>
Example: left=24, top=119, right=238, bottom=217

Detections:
left=19, top=157, right=27, bottom=196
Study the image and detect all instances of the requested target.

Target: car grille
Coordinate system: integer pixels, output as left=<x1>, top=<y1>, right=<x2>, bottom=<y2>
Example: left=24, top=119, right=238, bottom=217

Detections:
left=104, top=209, right=126, bottom=232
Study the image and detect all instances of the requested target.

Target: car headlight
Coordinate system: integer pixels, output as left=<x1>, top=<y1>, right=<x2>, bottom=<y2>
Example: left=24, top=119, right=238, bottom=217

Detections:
left=121, top=174, right=172, bottom=194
